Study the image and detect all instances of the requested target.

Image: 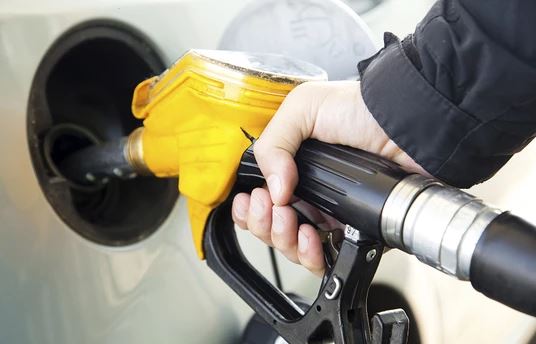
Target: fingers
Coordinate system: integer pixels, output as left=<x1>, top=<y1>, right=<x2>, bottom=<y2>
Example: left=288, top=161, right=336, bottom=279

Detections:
left=246, top=188, right=274, bottom=245
left=254, top=84, right=316, bottom=206
left=298, top=224, right=325, bottom=277
left=232, top=189, right=272, bottom=247
left=270, top=207, right=326, bottom=275
left=232, top=193, right=250, bottom=229
left=254, top=147, right=297, bottom=206
left=271, top=206, right=299, bottom=264
left=232, top=192, right=326, bottom=276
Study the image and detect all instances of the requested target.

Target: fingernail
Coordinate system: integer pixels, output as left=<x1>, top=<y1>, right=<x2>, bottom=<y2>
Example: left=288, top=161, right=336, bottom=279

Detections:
left=234, top=199, right=247, bottom=220
left=250, top=194, right=265, bottom=217
left=272, top=206, right=285, bottom=234
left=267, top=175, right=281, bottom=199
left=298, top=230, right=309, bottom=253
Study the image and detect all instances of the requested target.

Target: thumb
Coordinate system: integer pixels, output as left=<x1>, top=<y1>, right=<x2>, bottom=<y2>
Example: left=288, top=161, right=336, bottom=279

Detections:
left=254, top=87, right=315, bottom=206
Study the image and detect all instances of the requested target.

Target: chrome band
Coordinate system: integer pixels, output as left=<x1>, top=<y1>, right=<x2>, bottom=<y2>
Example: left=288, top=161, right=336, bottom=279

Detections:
left=401, top=185, right=501, bottom=280
left=381, top=174, right=440, bottom=249
left=456, top=206, right=501, bottom=279
left=403, top=186, right=475, bottom=273
left=124, top=127, right=152, bottom=175
left=439, top=200, right=483, bottom=276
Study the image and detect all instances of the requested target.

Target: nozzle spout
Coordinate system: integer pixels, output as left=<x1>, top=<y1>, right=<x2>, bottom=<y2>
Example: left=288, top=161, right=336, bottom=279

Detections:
left=56, top=127, right=152, bottom=187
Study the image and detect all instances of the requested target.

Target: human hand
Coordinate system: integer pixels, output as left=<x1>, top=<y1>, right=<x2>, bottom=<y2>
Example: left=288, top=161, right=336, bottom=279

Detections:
left=232, top=81, right=428, bottom=276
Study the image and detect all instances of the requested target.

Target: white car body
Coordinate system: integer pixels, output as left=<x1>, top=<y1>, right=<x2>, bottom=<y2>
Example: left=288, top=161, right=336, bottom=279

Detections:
left=0, top=1, right=534, bottom=343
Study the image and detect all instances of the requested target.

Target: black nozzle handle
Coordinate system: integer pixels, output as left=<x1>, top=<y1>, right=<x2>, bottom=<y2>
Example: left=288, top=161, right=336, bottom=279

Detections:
left=237, top=139, right=407, bottom=240
left=470, top=212, right=536, bottom=316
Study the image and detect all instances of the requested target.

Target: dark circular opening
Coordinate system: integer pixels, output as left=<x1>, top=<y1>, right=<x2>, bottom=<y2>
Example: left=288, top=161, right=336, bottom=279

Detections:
left=316, top=305, right=322, bottom=312
left=27, top=20, right=178, bottom=246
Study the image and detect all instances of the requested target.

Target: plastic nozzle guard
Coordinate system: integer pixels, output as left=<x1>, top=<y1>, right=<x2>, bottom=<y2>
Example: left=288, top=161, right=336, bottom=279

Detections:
left=128, top=49, right=326, bottom=258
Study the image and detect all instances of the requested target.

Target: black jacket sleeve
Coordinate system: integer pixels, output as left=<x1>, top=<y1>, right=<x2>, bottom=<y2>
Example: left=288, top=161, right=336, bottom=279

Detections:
left=358, top=0, right=536, bottom=188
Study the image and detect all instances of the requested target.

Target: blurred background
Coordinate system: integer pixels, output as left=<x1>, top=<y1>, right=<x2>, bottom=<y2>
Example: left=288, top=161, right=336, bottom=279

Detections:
left=0, top=0, right=535, bottom=343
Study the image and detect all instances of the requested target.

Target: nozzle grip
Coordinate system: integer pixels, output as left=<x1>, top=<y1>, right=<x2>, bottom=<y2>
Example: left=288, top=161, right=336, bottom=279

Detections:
left=470, top=212, right=536, bottom=316
left=237, top=139, right=407, bottom=240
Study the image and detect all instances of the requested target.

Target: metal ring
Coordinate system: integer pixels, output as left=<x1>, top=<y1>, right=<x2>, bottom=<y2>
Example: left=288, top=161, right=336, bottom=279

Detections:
left=381, top=174, right=441, bottom=249
left=124, top=127, right=152, bottom=175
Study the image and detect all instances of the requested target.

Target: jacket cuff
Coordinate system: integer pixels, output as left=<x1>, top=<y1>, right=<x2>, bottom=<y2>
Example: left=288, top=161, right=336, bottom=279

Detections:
left=358, top=33, right=479, bottom=187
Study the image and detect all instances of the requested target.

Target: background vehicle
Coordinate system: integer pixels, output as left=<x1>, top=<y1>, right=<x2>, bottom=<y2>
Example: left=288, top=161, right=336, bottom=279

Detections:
left=0, top=0, right=534, bottom=343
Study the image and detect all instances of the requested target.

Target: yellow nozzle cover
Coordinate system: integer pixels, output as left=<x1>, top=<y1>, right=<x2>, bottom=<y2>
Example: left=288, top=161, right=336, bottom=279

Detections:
left=131, top=49, right=326, bottom=259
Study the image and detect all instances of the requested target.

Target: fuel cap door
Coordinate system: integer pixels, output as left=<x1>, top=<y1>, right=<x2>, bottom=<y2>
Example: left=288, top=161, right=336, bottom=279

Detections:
left=219, top=0, right=378, bottom=81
